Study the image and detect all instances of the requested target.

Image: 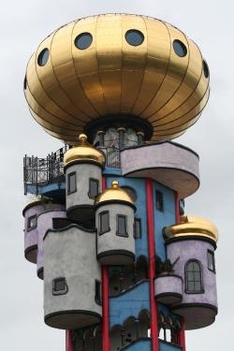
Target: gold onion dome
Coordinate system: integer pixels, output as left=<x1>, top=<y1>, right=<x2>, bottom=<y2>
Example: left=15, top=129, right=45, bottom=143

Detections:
left=163, top=215, right=218, bottom=243
left=24, top=13, right=210, bottom=143
left=63, top=134, right=105, bottom=166
left=95, top=181, right=135, bottom=207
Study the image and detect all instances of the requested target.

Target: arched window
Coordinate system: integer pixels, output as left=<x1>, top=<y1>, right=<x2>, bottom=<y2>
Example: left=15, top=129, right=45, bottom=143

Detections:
left=185, top=260, right=204, bottom=294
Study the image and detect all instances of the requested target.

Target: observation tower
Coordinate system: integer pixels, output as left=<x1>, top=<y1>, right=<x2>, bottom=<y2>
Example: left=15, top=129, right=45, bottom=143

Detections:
left=23, top=14, right=218, bottom=351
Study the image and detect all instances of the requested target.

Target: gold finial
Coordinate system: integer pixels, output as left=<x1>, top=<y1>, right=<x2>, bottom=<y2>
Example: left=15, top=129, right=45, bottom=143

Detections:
left=112, top=180, right=119, bottom=189
left=79, top=134, right=88, bottom=144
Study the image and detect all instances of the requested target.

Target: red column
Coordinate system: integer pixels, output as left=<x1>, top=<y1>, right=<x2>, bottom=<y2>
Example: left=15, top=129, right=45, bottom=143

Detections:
left=102, top=266, right=111, bottom=350
left=146, top=179, right=159, bottom=351
left=179, top=318, right=186, bottom=351
left=65, top=330, right=73, bottom=351
left=174, top=193, right=186, bottom=351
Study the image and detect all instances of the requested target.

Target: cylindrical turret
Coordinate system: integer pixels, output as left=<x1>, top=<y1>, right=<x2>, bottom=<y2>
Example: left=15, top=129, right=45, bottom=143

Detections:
left=43, top=225, right=102, bottom=330
left=95, top=180, right=136, bottom=265
left=64, top=134, right=105, bottom=226
left=163, top=215, right=218, bottom=330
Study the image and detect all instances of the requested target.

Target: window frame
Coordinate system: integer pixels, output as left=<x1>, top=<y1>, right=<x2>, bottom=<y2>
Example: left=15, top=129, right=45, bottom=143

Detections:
left=156, top=190, right=164, bottom=212
left=116, top=214, right=128, bottom=237
left=99, top=211, right=110, bottom=235
left=27, top=214, right=37, bottom=231
left=207, top=250, right=216, bottom=273
left=67, top=171, right=77, bottom=195
left=185, top=260, right=204, bottom=294
left=95, top=279, right=102, bottom=306
left=133, top=218, right=142, bottom=239
left=52, top=277, right=68, bottom=296
left=88, top=178, right=99, bottom=199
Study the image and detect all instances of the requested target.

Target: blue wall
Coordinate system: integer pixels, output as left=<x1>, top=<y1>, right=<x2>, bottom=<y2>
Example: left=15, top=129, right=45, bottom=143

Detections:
left=109, top=281, right=150, bottom=327
left=153, top=182, right=176, bottom=260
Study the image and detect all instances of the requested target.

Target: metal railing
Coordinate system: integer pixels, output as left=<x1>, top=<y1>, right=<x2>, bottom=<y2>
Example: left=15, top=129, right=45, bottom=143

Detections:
left=23, top=146, right=121, bottom=194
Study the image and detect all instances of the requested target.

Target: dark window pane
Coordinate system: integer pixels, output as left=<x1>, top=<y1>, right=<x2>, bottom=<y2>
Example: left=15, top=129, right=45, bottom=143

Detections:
left=68, top=172, right=76, bottom=194
left=156, top=190, right=164, bottom=212
left=74, top=32, right=93, bottom=50
left=99, top=211, right=110, bottom=235
left=194, top=281, right=202, bottom=291
left=173, top=40, right=187, bottom=57
left=117, top=215, right=128, bottom=237
left=95, top=280, right=102, bottom=305
left=89, top=178, right=99, bottom=199
left=52, top=277, right=68, bottom=295
left=134, top=218, right=142, bottom=239
left=125, top=29, right=144, bottom=46
left=37, top=48, right=49, bottom=66
left=185, top=260, right=203, bottom=293
left=203, top=60, right=209, bottom=78
left=207, top=250, right=215, bottom=272
left=27, top=215, right=37, bottom=230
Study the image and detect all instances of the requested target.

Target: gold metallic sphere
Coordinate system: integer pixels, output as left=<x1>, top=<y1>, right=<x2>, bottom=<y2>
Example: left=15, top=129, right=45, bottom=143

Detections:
left=24, top=14, right=210, bottom=143
left=63, top=134, right=105, bottom=166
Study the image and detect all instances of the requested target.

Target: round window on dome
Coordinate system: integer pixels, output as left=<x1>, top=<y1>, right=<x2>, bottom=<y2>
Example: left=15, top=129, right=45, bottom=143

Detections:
left=37, top=48, right=49, bottom=66
left=125, top=29, right=144, bottom=46
left=203, top=60, right=209, bottom=78
left=23, top=75, right=27, bottom=90
left=173, top=40, right=187, bottom=57
left=74, top=32, right=93, bottom=50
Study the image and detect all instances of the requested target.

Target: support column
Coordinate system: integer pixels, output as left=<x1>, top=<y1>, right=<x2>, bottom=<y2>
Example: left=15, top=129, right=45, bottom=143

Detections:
left=179, top=318, right=186, bottom=351
left=175, top=192, right=186, bottom=351
left=65, top=330, right=73, bottom=351
left=146, top=179, right=159, bottom=351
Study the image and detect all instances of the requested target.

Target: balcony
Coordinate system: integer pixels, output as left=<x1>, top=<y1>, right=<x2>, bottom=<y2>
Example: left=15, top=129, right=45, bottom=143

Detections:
left=121, top=141, right=199, bottom=198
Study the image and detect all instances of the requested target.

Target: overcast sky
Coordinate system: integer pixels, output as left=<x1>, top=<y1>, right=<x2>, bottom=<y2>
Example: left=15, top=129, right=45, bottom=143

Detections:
left=1, top=0, right=233, bottom=350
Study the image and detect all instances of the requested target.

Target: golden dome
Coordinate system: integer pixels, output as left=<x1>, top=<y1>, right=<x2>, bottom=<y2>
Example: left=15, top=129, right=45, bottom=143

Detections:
left=95, top=180, right=135, bottom=206
left=163, top=215, right=218, bottom=243
left=63, top=134, right=105, bottom=166
left=24, top=14, right=210, bottom=143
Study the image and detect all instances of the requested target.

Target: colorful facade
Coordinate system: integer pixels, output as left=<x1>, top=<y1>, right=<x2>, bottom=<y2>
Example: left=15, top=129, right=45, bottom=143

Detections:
left=22, top=13, right=218, bottom=351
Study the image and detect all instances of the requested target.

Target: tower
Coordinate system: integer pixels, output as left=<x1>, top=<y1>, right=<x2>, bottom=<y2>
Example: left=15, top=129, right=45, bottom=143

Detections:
left=23, top=13, right=218, bottom=351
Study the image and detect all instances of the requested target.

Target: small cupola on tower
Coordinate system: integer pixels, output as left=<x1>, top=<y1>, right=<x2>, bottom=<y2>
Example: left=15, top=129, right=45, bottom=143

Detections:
left=95, top=180, right=136, bottom=265
left=163, top=215, right=218, bottom=330
left=64, top=134, right=105, bottom=227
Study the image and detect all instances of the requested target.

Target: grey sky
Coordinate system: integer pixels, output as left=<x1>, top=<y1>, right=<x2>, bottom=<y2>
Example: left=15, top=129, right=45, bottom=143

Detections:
left=1, top=0, right=233, bottom=350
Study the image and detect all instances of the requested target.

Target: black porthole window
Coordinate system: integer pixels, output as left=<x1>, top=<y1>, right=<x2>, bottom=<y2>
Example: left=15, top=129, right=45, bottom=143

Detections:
left=173, top=40, right=187, bottom=57
left=203, top=60, right=209, bottom=78
left=37, top=48, right=49, bottom=66
left=74, top=32, right=93, bottom=50
left=23, top=75, right=27, bottom=90
left=125, top=29, right=144, bottom=46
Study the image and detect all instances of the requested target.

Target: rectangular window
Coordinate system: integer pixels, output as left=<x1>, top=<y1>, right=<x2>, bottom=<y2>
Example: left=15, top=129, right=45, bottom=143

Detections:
left=207, top=250, right=216, bottom=272
left=88, top=178, right=99, bottom=199
left=95, top=280, right=102, bottom=305
left=116, top=215, right=128, bottom=237
left=133, top=218, right=142, bottom=239
left=99, top=211, right=110, bottom=235
left=67, top=172, right=77, bottom=194
left=27, top=215, right=37, bottom=231
left=156, top=190, right=164, bottom=212
left=52, top=277, right=68, bottom=296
